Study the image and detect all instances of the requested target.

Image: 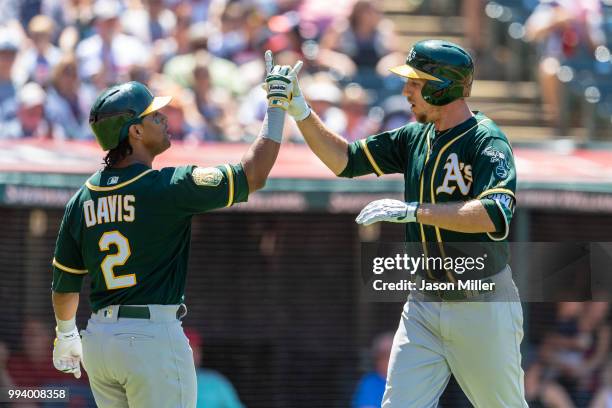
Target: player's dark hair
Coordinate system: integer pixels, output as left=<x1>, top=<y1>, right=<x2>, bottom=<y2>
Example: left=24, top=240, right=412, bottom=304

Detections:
left=103, top=138, right=133, bottom=170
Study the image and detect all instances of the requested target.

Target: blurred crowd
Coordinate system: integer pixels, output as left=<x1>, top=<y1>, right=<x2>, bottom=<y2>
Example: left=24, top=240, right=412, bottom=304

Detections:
left=0, top=321, right=243, bottom=407
left=525, top=302, right=611, bottom=408
left=0, top=0, right=413, bottom=143
left=0, top=311, right=609, bottom=407
left=524, top=0, right=609, bottom=131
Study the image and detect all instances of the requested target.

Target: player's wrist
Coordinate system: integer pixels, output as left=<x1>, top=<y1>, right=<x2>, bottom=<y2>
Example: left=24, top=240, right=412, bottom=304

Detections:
left=406, top=202, right=420, bottom=223
left=261, top=107, right=286, bottom=144
left=55, top=317, right=77, bottom=335
left=289, top=95, right=311, bottom=122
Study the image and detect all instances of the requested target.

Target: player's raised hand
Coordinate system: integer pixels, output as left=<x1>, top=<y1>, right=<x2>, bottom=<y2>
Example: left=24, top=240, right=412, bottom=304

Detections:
left=53, top=327, right=83, bottom=379
left=264, top=50, right=292, bottom=110
left=265, top=49, right=274, bottom=75
left=286, top=60, right=311, bottom=122
left=355, top=199, right=419, bottom=225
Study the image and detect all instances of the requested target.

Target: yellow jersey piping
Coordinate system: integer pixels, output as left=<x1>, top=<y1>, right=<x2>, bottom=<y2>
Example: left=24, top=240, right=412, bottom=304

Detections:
left=52, top=258, right=88, bottom=274
left=86, top=169, right=154, bottom=192
left=359, top=139, right=384, bottom=176
left=224, top=164, right=234, bottom=207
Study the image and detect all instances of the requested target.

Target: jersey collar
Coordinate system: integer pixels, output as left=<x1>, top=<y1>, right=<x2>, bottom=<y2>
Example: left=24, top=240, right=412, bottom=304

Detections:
left=86, top=163, right=153, bottom=192
left=431, top=111, right=482, bottom=144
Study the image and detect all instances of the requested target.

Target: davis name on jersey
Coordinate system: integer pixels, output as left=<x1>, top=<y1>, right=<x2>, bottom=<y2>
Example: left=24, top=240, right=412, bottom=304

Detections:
left=83, top=195, right=135, bottom=227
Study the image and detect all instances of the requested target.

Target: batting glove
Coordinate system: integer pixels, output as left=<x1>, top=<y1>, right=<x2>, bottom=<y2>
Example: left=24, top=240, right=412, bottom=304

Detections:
left=356, top=199, right=419, bottom=226
left=263, top=50, right=303, bottom=111
left=287, top=66, right=311, bottom=121
left=53, top=327, right=82, bottom=379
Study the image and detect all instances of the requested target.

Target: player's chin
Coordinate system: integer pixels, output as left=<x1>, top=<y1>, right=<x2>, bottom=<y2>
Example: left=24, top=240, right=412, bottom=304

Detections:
left=160, top=133, right=171, bottom=151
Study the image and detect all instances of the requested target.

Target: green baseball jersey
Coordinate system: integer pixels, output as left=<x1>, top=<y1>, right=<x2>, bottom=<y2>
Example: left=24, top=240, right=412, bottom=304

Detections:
left=340, top=111, right=516, bottom=280
left=52, top=163, right=249, bottom=312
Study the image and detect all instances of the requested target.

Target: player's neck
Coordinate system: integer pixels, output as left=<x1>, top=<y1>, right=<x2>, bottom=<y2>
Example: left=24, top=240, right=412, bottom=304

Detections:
left=433, top=101, right=473, bottom=132
left=112, top=150, right=153, bottom=169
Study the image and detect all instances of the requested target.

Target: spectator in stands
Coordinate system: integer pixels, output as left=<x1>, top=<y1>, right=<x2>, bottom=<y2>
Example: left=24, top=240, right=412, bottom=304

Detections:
left=340, top=83, right=382, bottom=142
left=379, top=94, right=414, bottom=132
left=49, top=0, right=97, bottom=52
left=191, top=53, right=231, bottom=141
left=0, top=30, right=19, bottom=123
left=76, top=0, right=148, bottom=87
left=540, top=302, right=611, bottom=407
left=590, top=359, right=612, bottom=408
left=302, top=73, right=346, bottom=136
left=45, top=53, right=97, bottom=139
left=525, top=358, right=576, bottom=408
left=462, top=0, right=486, bottom=57
left=525, top=0, right=605, bottom=130
left=352, top=332, right=394, bottom=408
left=121, top=0, right=176, bottom=45
left=184, top=328, right=245, bottom=408
left=319, top=0, right=396, bottom=71
left=163, top=24, right=247, bottom=95
left=2, top=82, right=64, bottom=139
left=14, top=14, right=62, bottom=87
left=166, top=0, right=215, bottom=24
left=207, top=1, right=265, bottom=65
left=207, top=2, right=249, bottom=61
left=298, top=0, right=357, bottom=36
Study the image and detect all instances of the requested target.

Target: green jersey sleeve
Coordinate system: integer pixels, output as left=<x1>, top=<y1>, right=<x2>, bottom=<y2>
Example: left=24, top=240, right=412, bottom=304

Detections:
left=170, top=163, right=249, bottom=214
left=52, top=198, right=87, bottom=293
left=471, top=134, right=517, bottom=241
left=339, top=127, right=411, bottom=178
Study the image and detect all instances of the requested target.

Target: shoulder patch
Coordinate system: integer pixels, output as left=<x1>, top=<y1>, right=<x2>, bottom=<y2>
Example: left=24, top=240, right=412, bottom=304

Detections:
left=482, top=146, right=510, bottom=179
left=192, top=167, right=223, bottom=187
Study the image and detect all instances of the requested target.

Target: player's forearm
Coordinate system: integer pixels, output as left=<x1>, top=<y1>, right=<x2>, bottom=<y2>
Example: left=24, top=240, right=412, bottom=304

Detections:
left=241, top=108, right=283, bottom=192
left=296, top=110, right=349, bottom=176
left=416, top=200, right=496, bottom=233
left=52, top=291, right=79, bottom=321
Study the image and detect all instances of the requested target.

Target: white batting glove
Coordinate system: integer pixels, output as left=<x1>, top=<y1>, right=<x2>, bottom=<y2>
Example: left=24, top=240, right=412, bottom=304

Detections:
left=53, top=327, right=82, bottom=379
left=287, top=67, right=311, bottom=121
left=355, top=199, right=419, bottom=226
left=263, top=50, right=303, bottom=111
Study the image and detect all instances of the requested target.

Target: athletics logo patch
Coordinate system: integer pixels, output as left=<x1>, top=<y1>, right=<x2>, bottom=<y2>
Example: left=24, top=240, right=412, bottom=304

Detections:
left=192, top=167, right=223, bottom=187
left=482, top=146, right=510, bottom=180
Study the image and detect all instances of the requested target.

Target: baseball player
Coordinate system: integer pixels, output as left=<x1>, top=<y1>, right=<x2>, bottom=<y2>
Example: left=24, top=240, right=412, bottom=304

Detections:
left=51, top=52, right=301, bottom=407
left=275, top=40, right=528, bottom=407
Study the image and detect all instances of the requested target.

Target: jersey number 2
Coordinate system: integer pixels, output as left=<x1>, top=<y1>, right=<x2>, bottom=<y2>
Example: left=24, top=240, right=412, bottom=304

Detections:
left=99, top=230, right=136, bottom=290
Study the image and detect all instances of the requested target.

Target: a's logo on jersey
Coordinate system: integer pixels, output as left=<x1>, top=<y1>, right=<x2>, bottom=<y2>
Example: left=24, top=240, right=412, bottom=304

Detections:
left=436, top=153, right=472, bottom=196
left=192, top=167, right=223, bottom=187
left=482, top=146, right=510, bottom=180
left=107, top=176, right=119, bottom=185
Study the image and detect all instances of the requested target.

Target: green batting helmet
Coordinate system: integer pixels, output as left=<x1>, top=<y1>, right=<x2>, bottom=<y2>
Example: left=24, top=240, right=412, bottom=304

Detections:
left=89, top=81, right=172, bottom=150
left=390, top=40, right=474, bottom=106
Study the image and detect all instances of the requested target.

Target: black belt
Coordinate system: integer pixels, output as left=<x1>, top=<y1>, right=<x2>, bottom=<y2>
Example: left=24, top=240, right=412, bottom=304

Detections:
left=117, top=305, right=186, bottom=320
